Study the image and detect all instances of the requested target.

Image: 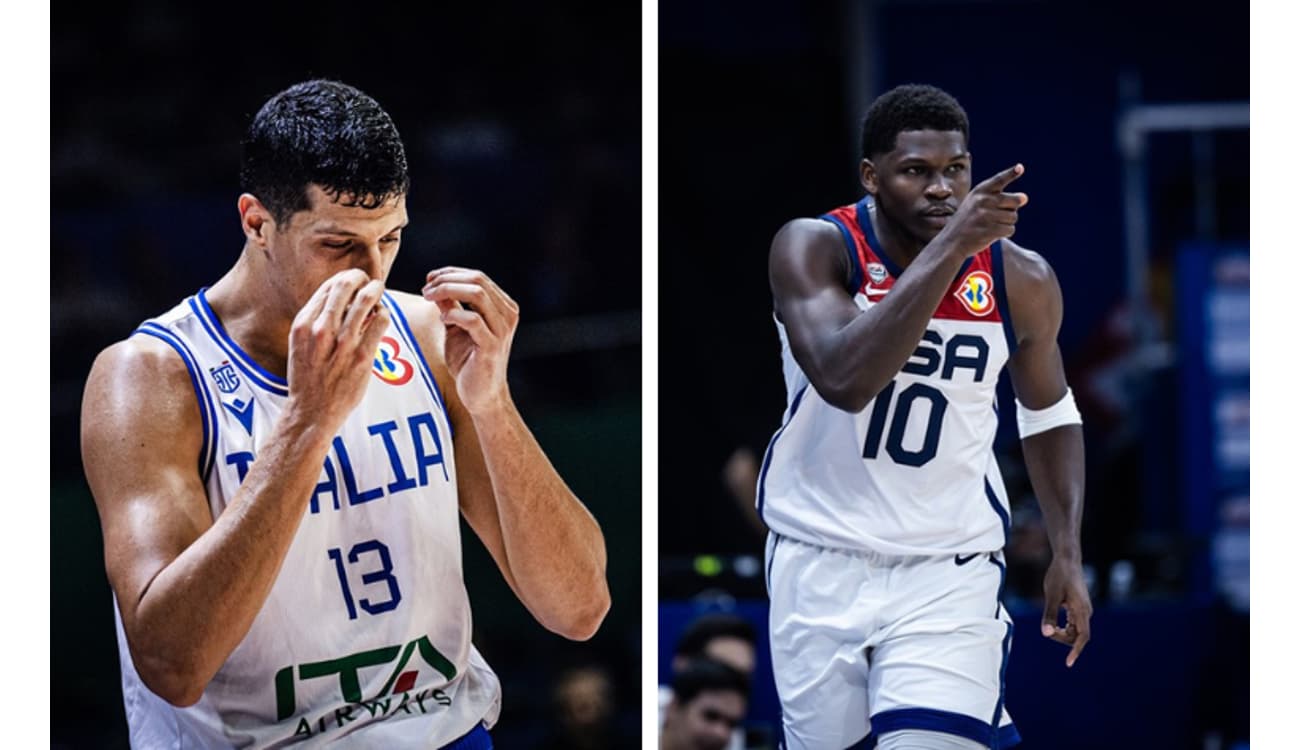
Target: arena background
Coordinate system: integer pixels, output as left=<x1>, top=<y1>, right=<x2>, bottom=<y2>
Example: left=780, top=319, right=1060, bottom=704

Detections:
left=51, top=4, right=641, bottom=748
left=658, top=1, right=1249, bottom=748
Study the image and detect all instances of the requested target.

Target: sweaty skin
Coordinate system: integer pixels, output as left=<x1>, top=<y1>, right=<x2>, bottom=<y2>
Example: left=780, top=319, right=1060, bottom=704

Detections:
left=768, top=131, right=1091, bottom=665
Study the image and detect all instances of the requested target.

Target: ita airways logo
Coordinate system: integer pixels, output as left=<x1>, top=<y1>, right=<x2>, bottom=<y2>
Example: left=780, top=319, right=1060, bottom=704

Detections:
left=372, top=337, right=414, bottom=386
left=954, top=270, right=996, bottom=316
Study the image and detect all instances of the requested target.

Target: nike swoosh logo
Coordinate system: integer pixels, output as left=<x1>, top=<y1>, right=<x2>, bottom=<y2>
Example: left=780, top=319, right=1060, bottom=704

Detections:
left=954, top=553, right=982, bottom=566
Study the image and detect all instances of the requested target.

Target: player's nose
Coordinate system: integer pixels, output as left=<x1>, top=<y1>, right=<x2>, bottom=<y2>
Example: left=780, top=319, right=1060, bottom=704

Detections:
left=353, top=245, right=384, bottom=281
left=925, top=179, right=954, bottom=198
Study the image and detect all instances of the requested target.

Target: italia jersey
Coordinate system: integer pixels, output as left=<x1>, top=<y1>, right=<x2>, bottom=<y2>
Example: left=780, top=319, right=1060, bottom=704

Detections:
left=113, top=289, right=501, bottom=748
left=759, top=197, right=1019, bottom=556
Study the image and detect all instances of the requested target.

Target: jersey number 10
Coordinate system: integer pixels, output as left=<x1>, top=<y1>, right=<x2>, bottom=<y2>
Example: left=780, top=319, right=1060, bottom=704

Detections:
left=862, top=380, right=948, bottom=467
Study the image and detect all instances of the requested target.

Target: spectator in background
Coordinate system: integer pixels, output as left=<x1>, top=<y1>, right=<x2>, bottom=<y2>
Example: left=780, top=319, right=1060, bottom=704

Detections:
left=661, top=659, right=750, bottom=750
left=539, top=663, right=635, bottom=750
left=660, top=614, right=757, bottom=749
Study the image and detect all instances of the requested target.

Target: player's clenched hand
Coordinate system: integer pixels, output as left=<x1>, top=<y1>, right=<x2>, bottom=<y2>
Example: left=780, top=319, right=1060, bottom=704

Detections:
left=286, top=269, right=390, bottom=431
left=422, top=267, right=519, bottom=415
left=936, top=163, right=1029, bottom=258
left=1041, top=556, right=1093, bottom=668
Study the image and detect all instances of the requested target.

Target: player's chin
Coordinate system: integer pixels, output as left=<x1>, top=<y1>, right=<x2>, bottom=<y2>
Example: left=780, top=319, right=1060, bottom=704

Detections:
left=912, top=219, right=946, bottom=242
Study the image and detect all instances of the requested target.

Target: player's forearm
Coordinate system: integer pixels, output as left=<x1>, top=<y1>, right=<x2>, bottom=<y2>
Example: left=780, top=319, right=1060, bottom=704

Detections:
left=130, top=405, right=333, bottom=705
left=1021, top=424, right=1086, bottom=560
left=810, top=239, right=968, bottom=411
left=469, top=394, right=610, bottom=640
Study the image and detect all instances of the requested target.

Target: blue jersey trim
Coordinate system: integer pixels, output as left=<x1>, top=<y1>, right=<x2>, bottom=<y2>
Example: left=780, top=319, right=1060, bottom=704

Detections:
left=820, top=214, right=863, bottom=292
left=190, top=290, right=290, bottom=396
left=135, top=323, right=218, bottom=482
left=853, top=196, right=974, bottom=282
left=991, top=619, right=1015, bottom=748
left=984, top=477, right=1011, bottom=547
left=869, top=707, right=1020, bottom=748
left=989, top=240, right=1018, bottom=355
left=756, top=385, right=810, bottom=523
left=989, top=553, right=1007, bottom=618
left=855, top=196, right=903, bottom=280
left=439, top=722, right=492, bottom=750
left=382, top=293, right=454, bottom=440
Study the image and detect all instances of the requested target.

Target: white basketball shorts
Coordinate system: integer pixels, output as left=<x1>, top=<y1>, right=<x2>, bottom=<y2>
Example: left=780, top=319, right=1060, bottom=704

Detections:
left=765, top=533, right=1020, bottom=749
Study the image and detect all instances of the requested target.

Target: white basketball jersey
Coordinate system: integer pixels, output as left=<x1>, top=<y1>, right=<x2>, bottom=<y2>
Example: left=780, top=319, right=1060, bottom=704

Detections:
left=113, top=289, right=501, bottom=748
left=759, top=198, right=1018, bottom=556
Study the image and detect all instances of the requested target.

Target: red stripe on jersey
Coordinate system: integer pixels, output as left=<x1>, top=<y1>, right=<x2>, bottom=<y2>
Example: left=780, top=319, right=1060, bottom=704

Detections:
left=826, top=201, right=1005, bottom=323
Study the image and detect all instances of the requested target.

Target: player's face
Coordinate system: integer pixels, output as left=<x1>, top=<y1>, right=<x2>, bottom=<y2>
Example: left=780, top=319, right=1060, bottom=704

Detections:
left=677, top=690, right=746, bottom=750
left=266, top=184, right=409, bottom=313
left=863, top=129, right=971, bottom=243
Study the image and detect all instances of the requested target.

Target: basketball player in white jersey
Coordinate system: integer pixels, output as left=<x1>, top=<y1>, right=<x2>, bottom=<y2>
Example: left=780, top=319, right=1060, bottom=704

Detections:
left=80, top=80, right=610, bottom=748
left=760, top=84, right=1090, bottom=749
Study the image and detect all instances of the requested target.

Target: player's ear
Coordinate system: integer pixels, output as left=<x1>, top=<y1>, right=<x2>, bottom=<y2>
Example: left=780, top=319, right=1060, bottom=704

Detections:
left=860, top=159, right=878, bottom=195
left=238, top=193, right=274, bottom=247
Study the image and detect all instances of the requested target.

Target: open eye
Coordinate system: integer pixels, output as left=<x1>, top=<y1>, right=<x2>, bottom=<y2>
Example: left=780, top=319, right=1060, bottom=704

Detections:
left=946, top=163, right=967, bottom=174
left=903, top=166, right=926, bottom=176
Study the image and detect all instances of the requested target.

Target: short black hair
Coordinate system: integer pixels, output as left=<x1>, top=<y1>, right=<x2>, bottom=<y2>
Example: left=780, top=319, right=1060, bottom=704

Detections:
left=240, top=79, right=410, bottom=225
left=674, top=614, right=757, bottom=659
left=860, top=84, right=969, bottom=160
left=671, top=658, right=750, bottom=704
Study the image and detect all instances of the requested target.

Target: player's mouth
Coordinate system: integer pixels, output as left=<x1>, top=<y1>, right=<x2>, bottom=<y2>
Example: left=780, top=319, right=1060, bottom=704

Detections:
left=921, top=206, right=954, bottom=226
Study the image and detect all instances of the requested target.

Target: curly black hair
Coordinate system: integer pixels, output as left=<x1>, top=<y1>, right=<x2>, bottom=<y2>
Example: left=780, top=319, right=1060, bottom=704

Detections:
left=673, top=614, right=757, bottom=659
left=860, top=84, right=970, bottom=160
left=670, top=658, right=750, bottom=704
left=240, top=79, right=410, bottom=226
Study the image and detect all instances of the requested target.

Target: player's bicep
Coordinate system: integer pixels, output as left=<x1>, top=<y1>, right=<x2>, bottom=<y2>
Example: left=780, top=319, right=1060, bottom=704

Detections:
left=1004, top=243, right=1069, bottom=408
left=768, top=219, right=862, bottom=373
left=81, top=338, right=214, bottom=615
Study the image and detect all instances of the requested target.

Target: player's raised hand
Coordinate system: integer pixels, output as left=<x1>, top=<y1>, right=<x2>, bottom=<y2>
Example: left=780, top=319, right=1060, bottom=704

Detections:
left=422, top=266, right=519, bottom=415
left=286, top=269, right=390, bottom=431
left=936, top=163, right=1029, bottom=257
left=1041, top=556, right=1093, bottom=668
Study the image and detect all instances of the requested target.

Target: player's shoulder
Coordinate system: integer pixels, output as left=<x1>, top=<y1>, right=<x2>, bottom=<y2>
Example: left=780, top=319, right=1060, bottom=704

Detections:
left=999, top=238, right=1063, bottom=341
left=87, top=333, right=196, bottom=398
left=769, top=217, right=850, bottom=285
left=82, top=333, right=206, bottom=453
left=1000, top=237, right=1057, bottom=291
left=771, top=217, right=844, bottom=253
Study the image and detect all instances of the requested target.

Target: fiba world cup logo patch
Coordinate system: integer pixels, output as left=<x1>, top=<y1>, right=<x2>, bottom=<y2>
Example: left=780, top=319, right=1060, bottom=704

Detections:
left=954, top=270, right=995, bottom=316
left=373, top=336, right=414, bottom=386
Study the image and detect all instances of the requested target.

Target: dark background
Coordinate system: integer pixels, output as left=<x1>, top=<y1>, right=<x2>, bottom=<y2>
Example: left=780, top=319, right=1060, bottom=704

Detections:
left=52, top=3, right=641, bottom=747
left=659, top=1, right=1249, bottom=748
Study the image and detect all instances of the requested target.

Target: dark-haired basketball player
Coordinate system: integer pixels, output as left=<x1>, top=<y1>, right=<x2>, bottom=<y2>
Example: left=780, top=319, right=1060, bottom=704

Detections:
left=760, top=84, right=1090, bottom=750
left=81, top=79, right=609, bottom=749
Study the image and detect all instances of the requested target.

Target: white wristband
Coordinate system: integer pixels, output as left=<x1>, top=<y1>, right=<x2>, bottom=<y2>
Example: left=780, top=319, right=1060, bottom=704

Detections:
left=1016, top=387, right=1082, bottom=438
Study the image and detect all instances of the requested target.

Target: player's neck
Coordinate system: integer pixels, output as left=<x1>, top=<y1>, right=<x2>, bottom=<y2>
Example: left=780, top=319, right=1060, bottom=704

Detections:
left=867, top=203, right=924, bottom=269
left=203, top=253, right=295, bottom=379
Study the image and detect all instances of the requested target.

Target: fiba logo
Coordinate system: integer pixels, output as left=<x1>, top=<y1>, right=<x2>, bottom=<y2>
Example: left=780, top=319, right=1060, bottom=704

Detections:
left=372, top=337, right=415, bottom=386
left=954, top=270, right=995, bottom=316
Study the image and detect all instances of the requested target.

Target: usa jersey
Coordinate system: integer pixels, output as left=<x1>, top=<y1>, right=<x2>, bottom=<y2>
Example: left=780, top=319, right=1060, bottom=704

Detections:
left=113, top=289, right=501, bottom=748
left=759, top=197, right=1018, bottom=556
